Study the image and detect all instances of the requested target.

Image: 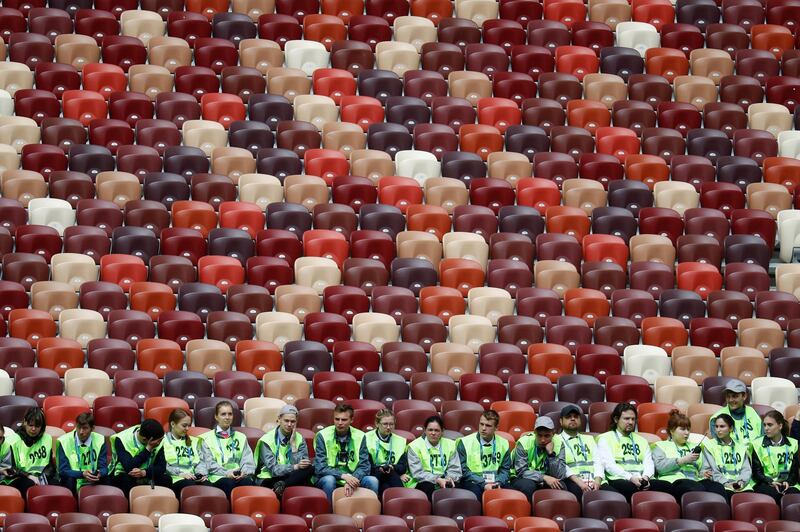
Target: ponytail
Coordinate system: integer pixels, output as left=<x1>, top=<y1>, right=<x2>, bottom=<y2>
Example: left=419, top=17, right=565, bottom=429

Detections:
left=168, top=408, right=192, bottom=446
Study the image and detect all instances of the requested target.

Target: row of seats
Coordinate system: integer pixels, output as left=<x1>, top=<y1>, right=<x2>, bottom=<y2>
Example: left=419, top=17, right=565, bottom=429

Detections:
left=7, top=484, right=800, bottom=532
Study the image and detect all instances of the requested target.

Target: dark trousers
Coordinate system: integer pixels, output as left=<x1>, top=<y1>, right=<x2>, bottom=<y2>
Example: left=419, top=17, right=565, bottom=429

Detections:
left=260, top=467, right=313, bottom=489
left=212, top=475, right=256, bottom=498
left=601, top=478, right=673, bottom=503
left=110, top=473, right=169, bottom=497
left=374, top=470, right=406, bottom=498
left=416, top=481, right=438, bottom=501
left=9, top=476, right=36, bottom=501
left=513, top=477, right=585, bottom=502
left=664, top=479, right=708, bottom=503
left=754, top=482, right=800, bottom=504
left=163, top=477, right=210, bottom=498
left=564, top=478, right=588, bottom=502
left=61, top=475, right=107, bottom=497
left=459, top=479, right=510, bottom=504
left=701, top=479, right=735, bottom=503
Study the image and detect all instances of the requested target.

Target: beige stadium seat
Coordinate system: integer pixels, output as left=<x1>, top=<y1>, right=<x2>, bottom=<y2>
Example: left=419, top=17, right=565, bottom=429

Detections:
left=120, top=10, right=165, bottom=45
left=442, top=232, right=489, bottom=270
left=629, top=234, right=676, bottom=266
left=352, top=312, right=399, bottom=350
left=64, top=368, right=113, bottom=405
left=720, top=346, right=767, bottom=385
left=467, top=287, right=514, bottom=325
left=275, top=284, right=322, bottom=322
left=430, top=342, right=477, bottom=381
left=0, top=116, right=40, bottom=153
left=31, top=281, right=78, bottom=319
left=749, top=103, right=793, bottom=137
left=238, top=173, right=284, bottom=210
left=375, top=41, right=420, bottom=77
left=266, top=67, right=312, bottom=102
left=255, top=311, right=303, bottom=350
left=182, top=120, right=228, bottom=156
left=185, top=339, right=234, bottom=378
left=583, top=73, right=627, bottom=109
left=746, top=183, right=792, bottom=218
left=1, top=170, right=46, bottom=205
left=0, top=62, right=34, bottom=95
left=396, top=231, right=443, bottom=267
left=654, top=376, right=702, bottom=412
left=240, top=39, right=284, bottom=74
left=534, top=260, right=580, bottom=297
left=487, top=152, right=532, bottom=187
left=54, top=35, right=101, bottom=71
left=51, top=253, right=99, bottom=289
left=394, top=16, right=437, bottom=51
left=688, top=403, right=721, bottom=435
left=623, top=344, right=671, bottom=384
left=424, top=177, right=469, bottom=213
left=147, top=37, right=193, bottom=73
left=233, top=0, right=275, bottom=20
left=449, top=314, right=495, bottom=353
left=350, top=150, right=396, bottom=183
left=562, top=178, right=608, bottom=215
left=107, top=513, right=157, bottom=532
left=0, top=369, right=12, bottom=396
left=689, top=49, right=734, bottom=85
left=737, top=318, right=785, bottom=356
left=128, top=65, right=174, bottom=100
left=158, top=513, right=207, bottom=532
left=332, top=487, right=382, bottom=527
left=244, top=397, right=288, bottom=430
left=449, top=71, right=492, bottom=107
left=263, top=372, right=310, bottom=403
left=671, top=345, right=719, bottom=384
left=59, top=309, right=107, bottom=348
left=96, top=171, right=142, bottom=208
left=294, top=95, right=339, bottom=131
left=751, top=377, right=798, bottom=411
left=654, top=181, right=699, bottom=216
left=130, top=486, right=179, bottom=526
left=284, top=174, right=329, bottom=211
left=211, top=147, right=256, bottom=183
left=294, top=257, right=342, bottom=295
left=322, top=122, right=367, bottom=157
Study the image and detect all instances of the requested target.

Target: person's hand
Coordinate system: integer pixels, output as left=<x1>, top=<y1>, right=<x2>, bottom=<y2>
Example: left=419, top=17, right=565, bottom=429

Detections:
left=400, top=474, right=410, bottom=483
left=146, top=437, right=162, bottom=451
left=593, top=477, right=603, bottom=490
left=182, top=473, right=195, bottom=480
left=344, top=484, right=354, bottom=497
left=543, top=475, right=563, bottom=489
left=227, top=471, right=240, bottom=479
left=197, top=475, right=207, bottom=482
left=435, top=478, right=449, bottom=489
left=545, top=441, right=554, bottom=454
left=573, top=477, right=591, bottom=492
left=0, top=468, right=12, bottom=477
left=297, top=458, right=311, bottom=469
left=703, top=470, right=712, bottom=479
left=342, top=474, right=360, bottom=488
left=483, top=482, right=497, bottom=491
left=680, top=453, right=700, bottom=465
left=129, top=468, right=146, bottom=478
left=28, top=475, right=40, bottom=485
left=82, top=470, right=99, bottom=482
left=630, top=475, right=642, bottom=487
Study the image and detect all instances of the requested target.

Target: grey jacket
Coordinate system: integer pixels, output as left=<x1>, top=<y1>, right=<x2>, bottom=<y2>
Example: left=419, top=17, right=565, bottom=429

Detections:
left=701, top=444, right=751, bottom=486
left=204, top=427, right=256, bottom=477
left=406, top=439, right=461, bottom=484
left=259, top=430, right=309, bottom=478
left=514, top=436, right=568, bottom=482
left=313, top=429, right=371, bottom=480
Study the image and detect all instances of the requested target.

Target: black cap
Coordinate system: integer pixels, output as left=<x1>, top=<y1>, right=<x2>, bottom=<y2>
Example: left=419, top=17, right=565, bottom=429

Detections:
left=560, top=404, right=582, bottom=418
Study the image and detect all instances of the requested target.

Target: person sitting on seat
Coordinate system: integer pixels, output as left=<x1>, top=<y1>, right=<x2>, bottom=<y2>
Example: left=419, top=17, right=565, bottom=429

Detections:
left=160, top=408, right=211, bottom=497
left=751, top=410, right=799, bottom=504
left=313, top=403, right=378, bottom=502
left=597, top=402, right=672, bottom=502
left=711, top=379, right=763, bottom=445
left=557, top=404, right=604, bottom=501
left=198, top=400, right=256, bottom=497
left=256, top=405, right=313, bottom=498
left=456, top=410, right=512, bottom=501
left=406, top=415, right=461, bottom=501
left=701, top=413, right=753, bottom=503
left=512, top=416, right=567, bottom=501
left=9, top=407, right=54, bottom=499
left=56, top=412, right=108, bottom=495
left=365, top=409, right=409, bottom=497
left=0, top=426, right=20, bottom=489
left=109, top=418, right=165, bottom=496
left=653, top=409, right=709, bottom=502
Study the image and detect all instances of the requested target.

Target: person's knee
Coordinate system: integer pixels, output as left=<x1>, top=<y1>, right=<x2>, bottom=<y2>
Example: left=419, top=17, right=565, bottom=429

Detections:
left=361, top=475, right=379, bottom=493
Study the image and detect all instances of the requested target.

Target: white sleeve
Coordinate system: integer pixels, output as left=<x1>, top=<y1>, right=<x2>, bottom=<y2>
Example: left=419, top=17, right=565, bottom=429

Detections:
left=642, top=443, right=654, bottom=478
left=597, top=437, right=632, bottom=481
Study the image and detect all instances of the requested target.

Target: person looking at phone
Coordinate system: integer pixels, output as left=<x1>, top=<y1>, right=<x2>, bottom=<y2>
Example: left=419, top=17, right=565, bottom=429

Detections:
left=701, top=413, right=753, bottom=502
left=256, top=405, right=313, bottom=498
left=109, top=418, right=165, bottom=496
left=406, top=415, right=461, bottom=500
left=751, top=410, right=799, bottom=503
left=10, top=407, right=54, bottom=498
left=512, top=416, right=567, bottom=501
left=597, top=403, right=671, bottom=502
left=365, top=409, right=409, bottom=496
left=160, top=408, right=211, bottom=497
left=653, top=409, right=709, bottom=501
left=56, top=412, right=108, bottom=495
left=314, top=403, right=378, bottom=502
left=198, top=400, right=256, bottom=497
left=456, top=410, right=512, bottom=503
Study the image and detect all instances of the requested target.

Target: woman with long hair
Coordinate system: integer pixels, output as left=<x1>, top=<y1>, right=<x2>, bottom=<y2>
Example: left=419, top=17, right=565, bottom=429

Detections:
left=197, top=401, right=256, bottom=497
left=8, top=407, right=53, bottom=498
left=701, top=413, right=753, bottom=502
left=751, top=410, right=800, bottom=503
left=405, top=415, right=461, bottom=500
left=160, top=408, right=210, bottom=497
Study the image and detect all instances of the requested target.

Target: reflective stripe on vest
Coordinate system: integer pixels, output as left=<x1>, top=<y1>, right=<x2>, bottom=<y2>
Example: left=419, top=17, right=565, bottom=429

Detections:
left=460, top=433, right=510, bottom=475
left=654, top=440, right=701, bottom=482
left=406, top=436, right=457, bottom=488
left=199, top=430, right=248, bottom=483
left=598, top=431, right=646, bottom=481
left=716, top=406, right=763, bottom=444
left=255, top=428, right=304, bottom=480
left=12, top=433, right=53, bottom=475
left=364, top=430, right=406, bottom=467
left=752, top=437, right=798, bottom=482
left=58, top=431, right=105, bottom=490
left=704, top=438, right=750, bottom=485
left=162, top=435, right=202, bottom=482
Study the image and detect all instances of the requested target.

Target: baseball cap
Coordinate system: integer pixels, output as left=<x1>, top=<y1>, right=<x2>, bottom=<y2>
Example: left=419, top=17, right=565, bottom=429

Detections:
left=560, top=404, right=582, bottom=418
left=534, top=417, right=555, bottom=430
left=724, top=380, right=747, bottom=394
left=279, top=405, right=299, bottom=417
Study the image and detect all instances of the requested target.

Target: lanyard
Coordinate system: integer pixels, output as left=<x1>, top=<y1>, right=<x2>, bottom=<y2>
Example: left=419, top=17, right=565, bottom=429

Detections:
left=766, top=438, right=790, bottom=474
left=561, top=433, right=587, bottom=463
left=426, top=438, right=445, bottom=473
left=374, top=431, right=393, bottom=465
left=75, top=433, right=90, bottom=470
left=214, top=428, right=236, bottom=465
left=480, top=436, right=497, bottom=467
left=335, top=434, right=352, bottom=467
left=275, top=429, right=293, bottom=462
